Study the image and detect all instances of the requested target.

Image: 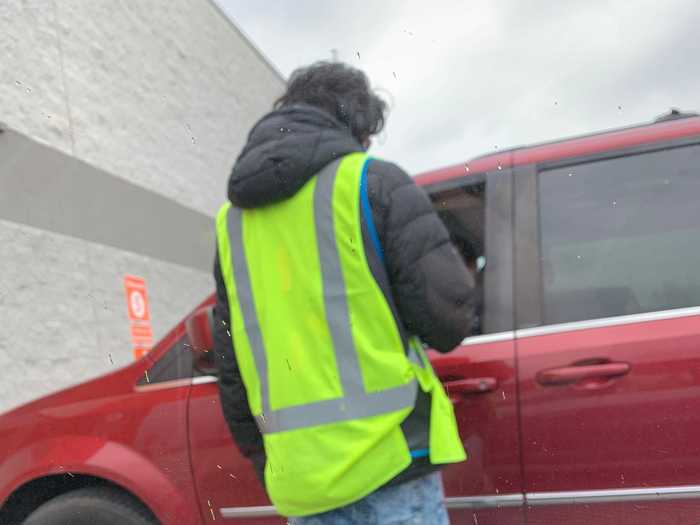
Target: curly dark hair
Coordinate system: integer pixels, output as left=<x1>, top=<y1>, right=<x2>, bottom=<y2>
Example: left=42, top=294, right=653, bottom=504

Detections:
left=275, top=61, right=387, bottom=144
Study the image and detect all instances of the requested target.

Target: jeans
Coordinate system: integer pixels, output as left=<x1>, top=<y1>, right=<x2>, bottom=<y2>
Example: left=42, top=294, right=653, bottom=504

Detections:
left=288, top=472, right=450, bottom=525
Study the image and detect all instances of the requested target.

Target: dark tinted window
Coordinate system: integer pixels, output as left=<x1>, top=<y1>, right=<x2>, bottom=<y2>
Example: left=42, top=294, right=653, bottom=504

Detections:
left=434, top=181, right=487, bottom=334
left=137, top=335, right=193, bottom=385
left=539, top=144, right=700, bottom=325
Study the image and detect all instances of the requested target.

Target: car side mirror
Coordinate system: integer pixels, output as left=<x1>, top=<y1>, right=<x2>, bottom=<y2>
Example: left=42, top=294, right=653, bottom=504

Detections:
left=185, top=306, right=216, bottom=374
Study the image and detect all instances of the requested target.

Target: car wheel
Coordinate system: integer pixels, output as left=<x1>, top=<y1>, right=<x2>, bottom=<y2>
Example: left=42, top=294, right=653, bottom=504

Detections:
left=22, top=486, right=157, bottom=525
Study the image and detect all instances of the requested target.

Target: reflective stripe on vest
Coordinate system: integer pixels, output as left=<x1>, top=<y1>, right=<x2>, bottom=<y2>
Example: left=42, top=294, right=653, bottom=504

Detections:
left=224, top=158, right=418, bottom=435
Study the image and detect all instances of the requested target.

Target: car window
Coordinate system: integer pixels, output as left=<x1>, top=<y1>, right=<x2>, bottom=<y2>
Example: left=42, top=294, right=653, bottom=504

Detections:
left=538, top=144, right=700, bottom=325
left=433, top=181, right=488, bottom=334
left=137, top=334, right=194, bottom=386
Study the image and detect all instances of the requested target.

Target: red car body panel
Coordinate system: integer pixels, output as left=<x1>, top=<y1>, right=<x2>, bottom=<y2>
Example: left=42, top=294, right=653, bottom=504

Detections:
left=0, top=305, right=206, bottom=525
left=518, top=310, right=700, bottom=524
left=430, top=341, right=523, bottom=524
left=2, top=115, right=700, bottom=524
left=188, top=381, right=282, bottom=524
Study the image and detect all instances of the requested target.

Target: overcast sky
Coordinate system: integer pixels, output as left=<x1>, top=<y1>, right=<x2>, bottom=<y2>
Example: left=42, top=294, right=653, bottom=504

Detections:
left=216, top=0, right=700, bottom=175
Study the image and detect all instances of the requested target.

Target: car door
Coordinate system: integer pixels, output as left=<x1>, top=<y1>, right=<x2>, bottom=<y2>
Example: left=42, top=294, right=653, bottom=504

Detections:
left=515, top=138, right=700, bottom=524
left=188, top=374, right=283, bottom=524
left=427, top=167, right=524, bottom=525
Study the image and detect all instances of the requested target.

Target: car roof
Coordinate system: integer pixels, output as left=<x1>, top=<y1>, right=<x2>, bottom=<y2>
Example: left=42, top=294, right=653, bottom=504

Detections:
left=415, top=111, right=700, bottom=187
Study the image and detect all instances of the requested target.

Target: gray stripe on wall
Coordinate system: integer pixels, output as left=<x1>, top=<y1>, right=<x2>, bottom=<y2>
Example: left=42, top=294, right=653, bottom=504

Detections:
left=0, top=127, right=215, bottom=271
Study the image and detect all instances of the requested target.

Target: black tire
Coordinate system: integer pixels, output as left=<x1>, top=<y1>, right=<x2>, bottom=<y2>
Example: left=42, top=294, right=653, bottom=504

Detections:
left=22, top=486, right=157, bottom=525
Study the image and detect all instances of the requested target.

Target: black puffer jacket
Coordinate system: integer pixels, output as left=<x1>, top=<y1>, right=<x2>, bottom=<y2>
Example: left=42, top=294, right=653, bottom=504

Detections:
left=213, top=104, right=476, bottom=486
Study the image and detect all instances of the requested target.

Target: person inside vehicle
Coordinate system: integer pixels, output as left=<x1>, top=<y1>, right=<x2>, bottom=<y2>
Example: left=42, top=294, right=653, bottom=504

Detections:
left=451, top=231, right=484, bottom=336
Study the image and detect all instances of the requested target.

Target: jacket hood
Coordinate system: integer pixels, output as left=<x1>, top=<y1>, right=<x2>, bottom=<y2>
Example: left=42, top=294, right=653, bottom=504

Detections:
left=227, top=104, right=363, bottom=208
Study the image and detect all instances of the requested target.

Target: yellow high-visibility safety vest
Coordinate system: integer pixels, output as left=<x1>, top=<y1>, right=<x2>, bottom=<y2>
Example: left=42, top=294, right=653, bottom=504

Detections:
left=216, top=152, right=465, bottom=517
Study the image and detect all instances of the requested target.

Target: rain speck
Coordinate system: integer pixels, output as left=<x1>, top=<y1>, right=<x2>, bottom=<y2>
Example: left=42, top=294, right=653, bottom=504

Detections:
left=185, top=124, right=196, bottom=144
left=393, top=71, right=397, bottom=79
left=356, top=51, right=361, bottom=59
left=108, top=353, right=114, bottom=365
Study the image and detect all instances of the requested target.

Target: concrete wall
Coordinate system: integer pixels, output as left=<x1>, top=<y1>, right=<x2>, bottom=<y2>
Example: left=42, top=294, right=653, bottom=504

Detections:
left=0, top=0, right=284, bottom=411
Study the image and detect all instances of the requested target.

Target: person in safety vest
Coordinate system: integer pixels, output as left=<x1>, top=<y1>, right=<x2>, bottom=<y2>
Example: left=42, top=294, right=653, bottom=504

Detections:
left=213, top=61, right=477, bottom=524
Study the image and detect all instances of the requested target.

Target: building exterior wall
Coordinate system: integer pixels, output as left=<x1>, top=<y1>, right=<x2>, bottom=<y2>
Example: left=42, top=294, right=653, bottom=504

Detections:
left=0, top=0, right=284, bottom=411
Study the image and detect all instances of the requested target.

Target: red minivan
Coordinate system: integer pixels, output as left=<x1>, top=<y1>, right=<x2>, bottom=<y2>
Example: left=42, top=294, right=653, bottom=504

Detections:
left=2, top=111, right=700, bottom=525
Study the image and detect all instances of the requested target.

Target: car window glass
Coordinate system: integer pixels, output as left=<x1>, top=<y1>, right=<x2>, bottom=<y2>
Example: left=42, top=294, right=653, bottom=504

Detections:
left=433, top=181, right=487, bottom=334
left=539, top=144, right=700, bottom=325
left=137, top=335, right=194, bottom=385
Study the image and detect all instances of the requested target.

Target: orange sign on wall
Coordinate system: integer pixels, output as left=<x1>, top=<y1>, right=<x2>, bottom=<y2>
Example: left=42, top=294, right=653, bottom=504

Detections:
left=124, top=275, right=153, bottom=360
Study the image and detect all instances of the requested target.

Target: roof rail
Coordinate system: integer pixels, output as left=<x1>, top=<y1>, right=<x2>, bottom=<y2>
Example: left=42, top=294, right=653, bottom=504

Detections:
left=654, top=108, right=699, bottom=123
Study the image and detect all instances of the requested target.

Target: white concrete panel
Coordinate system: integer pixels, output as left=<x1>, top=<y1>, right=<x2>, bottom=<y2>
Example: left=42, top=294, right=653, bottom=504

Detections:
left=0, top=0, right=74, bottom=154
left=0, top=219, right=212, bottom=412
left=84, top=240, right=213, bottom=369
left=0, top=0, right=278, bottom=412
left=1, top=0, right=284, bottom=215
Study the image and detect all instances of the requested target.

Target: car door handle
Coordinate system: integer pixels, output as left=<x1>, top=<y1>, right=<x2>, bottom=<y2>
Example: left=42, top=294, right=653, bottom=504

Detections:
left=444, top=378, right=498, bottom=401
left=537, top=362, right=630, bottom=386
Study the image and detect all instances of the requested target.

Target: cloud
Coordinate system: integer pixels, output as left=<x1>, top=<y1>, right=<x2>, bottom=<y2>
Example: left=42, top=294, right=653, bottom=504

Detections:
left=217, top=0, right=700, bottom=174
